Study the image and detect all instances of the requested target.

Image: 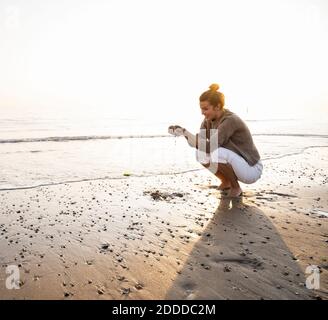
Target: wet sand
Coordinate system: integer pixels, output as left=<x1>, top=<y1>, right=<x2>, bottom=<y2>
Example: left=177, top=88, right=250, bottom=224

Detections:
left=0, top=147, right=327, bottom=300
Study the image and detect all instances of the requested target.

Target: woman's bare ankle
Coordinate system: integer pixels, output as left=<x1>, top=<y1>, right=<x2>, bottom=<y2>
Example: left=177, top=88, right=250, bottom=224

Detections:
left=228, top=186, right=242, bottom=197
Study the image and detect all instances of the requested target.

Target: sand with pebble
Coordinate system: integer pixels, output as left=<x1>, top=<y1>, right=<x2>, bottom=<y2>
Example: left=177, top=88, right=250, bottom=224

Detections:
left=0, top=147, right=327, bottom=300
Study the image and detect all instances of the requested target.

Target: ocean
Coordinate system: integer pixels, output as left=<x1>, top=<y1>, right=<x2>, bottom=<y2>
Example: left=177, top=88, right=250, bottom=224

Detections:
left=1, top=113, right=327, bottom=190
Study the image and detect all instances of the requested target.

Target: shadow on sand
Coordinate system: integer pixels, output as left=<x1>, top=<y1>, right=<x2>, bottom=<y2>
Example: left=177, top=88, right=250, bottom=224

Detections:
left=165, top=194, right=315, bottom=300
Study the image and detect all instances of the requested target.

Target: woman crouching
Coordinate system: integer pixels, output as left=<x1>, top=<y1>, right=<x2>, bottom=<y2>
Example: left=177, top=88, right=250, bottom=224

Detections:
left=169, top=83, right=263, bottom=198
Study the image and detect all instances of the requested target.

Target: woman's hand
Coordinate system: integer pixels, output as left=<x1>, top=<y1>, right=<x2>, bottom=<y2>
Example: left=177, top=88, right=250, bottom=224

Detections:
left=168, top=125, right=185, bottom=136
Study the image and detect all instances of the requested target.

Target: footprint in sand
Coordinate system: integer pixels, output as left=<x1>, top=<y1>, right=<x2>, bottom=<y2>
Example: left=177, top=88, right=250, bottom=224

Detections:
left=179, top=280, right=198, bottom=300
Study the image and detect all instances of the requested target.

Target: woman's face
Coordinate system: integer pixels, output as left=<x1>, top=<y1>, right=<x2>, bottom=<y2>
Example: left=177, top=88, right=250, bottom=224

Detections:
left=200, top=101, right=218, bottom=120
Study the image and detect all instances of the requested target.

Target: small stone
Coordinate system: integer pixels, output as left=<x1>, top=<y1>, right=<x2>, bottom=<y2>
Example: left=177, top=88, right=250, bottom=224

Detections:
left=121, top=287, right=131, bottom=295
left=135, top=283, right=143, bottom=290
left=223, top=266, right=231, bottom=272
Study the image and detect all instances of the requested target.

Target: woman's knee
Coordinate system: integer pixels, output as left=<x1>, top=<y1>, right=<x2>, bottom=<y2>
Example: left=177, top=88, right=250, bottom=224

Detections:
left=210, top=147, right=232, bottom=163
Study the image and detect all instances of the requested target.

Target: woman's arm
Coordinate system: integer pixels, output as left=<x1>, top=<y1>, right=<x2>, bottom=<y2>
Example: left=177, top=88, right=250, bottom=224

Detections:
left=182, top=129, right=198, bottom=148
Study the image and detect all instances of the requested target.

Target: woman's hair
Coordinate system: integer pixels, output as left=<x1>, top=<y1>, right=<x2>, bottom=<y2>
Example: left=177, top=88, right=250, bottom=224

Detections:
left=199, top=83, right=225, bottom=109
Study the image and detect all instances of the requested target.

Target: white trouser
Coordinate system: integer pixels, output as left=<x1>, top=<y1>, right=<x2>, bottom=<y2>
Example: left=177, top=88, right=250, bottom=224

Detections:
left=196, top=147, right=263, bottom=184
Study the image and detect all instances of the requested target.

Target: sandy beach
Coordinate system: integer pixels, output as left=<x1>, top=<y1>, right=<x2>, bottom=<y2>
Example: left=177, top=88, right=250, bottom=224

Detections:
left=0, top=146, right=327, bottom=300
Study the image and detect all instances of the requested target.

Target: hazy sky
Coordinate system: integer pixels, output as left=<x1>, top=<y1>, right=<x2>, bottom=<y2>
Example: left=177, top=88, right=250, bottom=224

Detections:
left=1, top=0, right=327, bottom=121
